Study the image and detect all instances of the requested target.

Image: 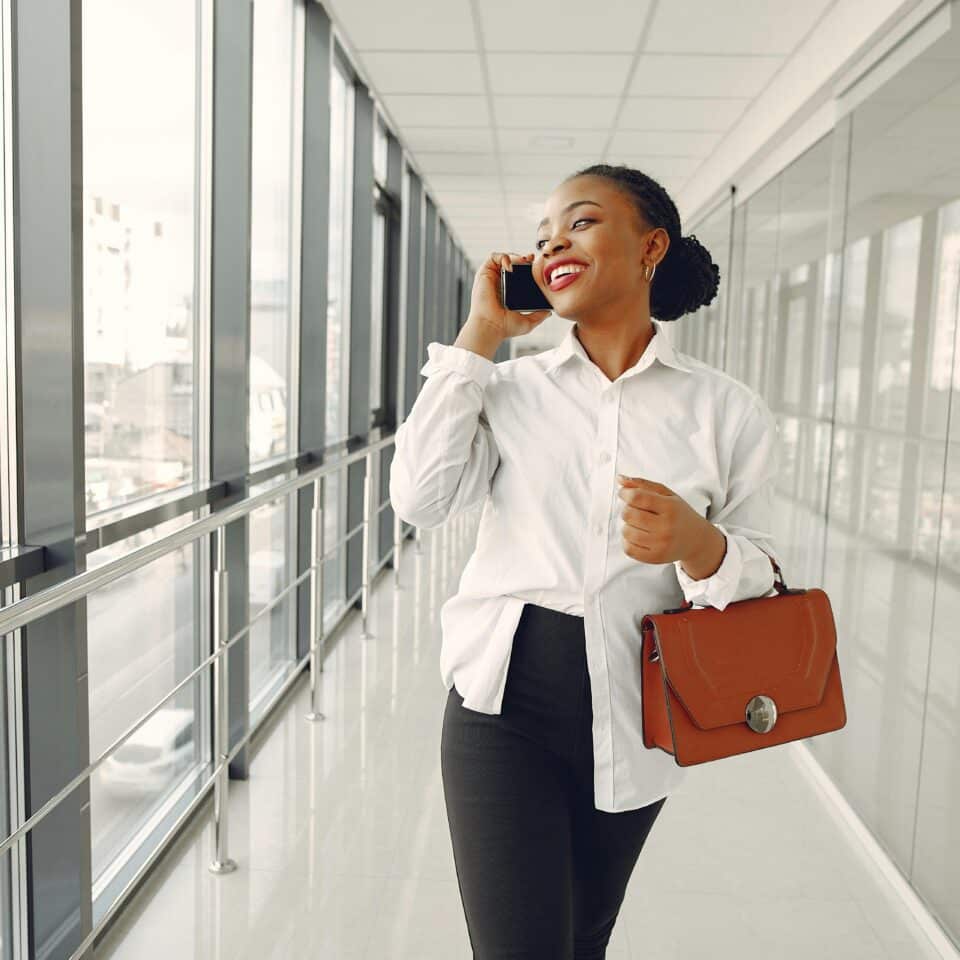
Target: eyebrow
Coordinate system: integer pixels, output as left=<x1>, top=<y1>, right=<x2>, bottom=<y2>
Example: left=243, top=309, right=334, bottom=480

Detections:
left=537, top=200, right=603, bottom=231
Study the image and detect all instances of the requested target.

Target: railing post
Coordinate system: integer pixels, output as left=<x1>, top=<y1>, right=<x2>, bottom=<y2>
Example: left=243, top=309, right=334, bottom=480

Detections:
left=360, top=451, right=374, bottom=639
left=209, top=526, right=237, bottom=875
left=306, top=476, right=326, bottom=722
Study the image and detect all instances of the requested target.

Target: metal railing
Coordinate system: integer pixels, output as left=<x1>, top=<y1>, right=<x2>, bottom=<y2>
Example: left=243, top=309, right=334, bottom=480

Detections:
left=0, top=430, right=444, bottom=959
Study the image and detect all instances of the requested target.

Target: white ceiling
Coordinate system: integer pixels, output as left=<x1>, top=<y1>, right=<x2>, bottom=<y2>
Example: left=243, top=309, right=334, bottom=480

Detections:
left=324, top=0, right=836, bottom=267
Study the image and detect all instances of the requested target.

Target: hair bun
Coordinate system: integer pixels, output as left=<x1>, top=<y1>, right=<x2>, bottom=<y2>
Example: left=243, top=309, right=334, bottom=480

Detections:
left=653, top=233, right=720, bottom=321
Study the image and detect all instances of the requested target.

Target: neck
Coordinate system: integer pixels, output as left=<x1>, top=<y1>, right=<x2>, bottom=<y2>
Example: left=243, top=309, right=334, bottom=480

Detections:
left=572, top=313, right=657, bottom=383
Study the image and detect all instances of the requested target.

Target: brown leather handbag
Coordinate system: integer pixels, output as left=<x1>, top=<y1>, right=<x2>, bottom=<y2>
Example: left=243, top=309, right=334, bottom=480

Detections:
left=640, top=555, right=847, bottom=766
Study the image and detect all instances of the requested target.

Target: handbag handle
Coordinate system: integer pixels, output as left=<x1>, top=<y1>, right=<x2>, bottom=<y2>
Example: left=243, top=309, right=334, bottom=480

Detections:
left=664, top=553, right=789, bottom=615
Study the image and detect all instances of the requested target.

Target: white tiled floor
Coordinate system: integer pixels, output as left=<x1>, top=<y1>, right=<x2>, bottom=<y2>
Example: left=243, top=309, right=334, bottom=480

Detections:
left=96, top=516, right=955, bottom=959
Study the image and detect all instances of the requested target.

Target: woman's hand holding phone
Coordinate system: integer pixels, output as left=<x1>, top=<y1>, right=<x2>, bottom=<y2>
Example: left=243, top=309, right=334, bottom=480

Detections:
left=467, top=251, right=552, bottom=340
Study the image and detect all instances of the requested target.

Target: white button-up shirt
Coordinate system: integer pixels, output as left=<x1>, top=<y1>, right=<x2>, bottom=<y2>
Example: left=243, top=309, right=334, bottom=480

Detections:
left=389, top=316, right=782, bottom=812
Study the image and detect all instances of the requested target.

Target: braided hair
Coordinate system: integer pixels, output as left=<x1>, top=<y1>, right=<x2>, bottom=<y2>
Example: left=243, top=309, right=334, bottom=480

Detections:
left=567, top=163, right=720, bottom=322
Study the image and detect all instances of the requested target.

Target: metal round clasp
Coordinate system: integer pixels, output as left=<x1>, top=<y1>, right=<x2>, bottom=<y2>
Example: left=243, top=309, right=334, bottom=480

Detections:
left=745, top=694, right=778, bottom=733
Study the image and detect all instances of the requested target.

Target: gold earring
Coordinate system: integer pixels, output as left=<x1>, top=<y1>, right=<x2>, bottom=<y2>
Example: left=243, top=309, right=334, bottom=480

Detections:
left=643, top=262, right=657, bottom=283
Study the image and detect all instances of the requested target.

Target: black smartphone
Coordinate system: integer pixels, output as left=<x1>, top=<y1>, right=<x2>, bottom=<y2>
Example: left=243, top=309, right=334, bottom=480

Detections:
left=500, top=262, right=552, bottom=312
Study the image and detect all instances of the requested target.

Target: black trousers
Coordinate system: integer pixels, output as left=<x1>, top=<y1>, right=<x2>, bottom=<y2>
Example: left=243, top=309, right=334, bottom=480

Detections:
left=440, top=602, right=667, bottom=960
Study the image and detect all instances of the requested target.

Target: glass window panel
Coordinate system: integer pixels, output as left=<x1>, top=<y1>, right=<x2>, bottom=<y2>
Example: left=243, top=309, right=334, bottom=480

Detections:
left=0, top=648, right=11, bottom=955
left=0, top=6, right=12, bottom=938
left=836, top=237, right=870, bottom=423
left=370, top=206, right=386, bottom=421
left=924, top=199, right=960, bottom=439
left=683, top=198, right=731, bottom=367
left=749, top=283, right=768, bottom=392
left=916, top=438, right=947, bottom=565
left=0, top=16, right=9, bottom=549
left=783, top=296, right=806, bottom=407
left=762, top=271, right=781, bottom=399
left=872, top=217, right=921, bottom=432
left=862, top=434, right=903, bottom=546
left=82, top=0, right=197, bottom=514
left=86, top=514, right=205, bottom=913
left=824, top=28, right=960, bottom=918
left=815, top=251, right=842, bottom=420
left=828, top=425, right=858, bottom=527
left=325, top=61, right=353, bottom=615
left=249, top=0, right=296, bottom=466
left=248, top=490, right=296, bottom=713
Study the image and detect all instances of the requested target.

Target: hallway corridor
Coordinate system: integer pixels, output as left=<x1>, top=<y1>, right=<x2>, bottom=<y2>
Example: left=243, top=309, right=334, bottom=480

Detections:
left=95, top=511, right=949, bottom=960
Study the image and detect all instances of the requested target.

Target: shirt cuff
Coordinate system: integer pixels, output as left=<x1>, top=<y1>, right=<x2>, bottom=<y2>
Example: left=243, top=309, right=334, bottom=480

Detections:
left=673, top=523, right=742, bottom=611
left=419, top=342, right=496, bottom=390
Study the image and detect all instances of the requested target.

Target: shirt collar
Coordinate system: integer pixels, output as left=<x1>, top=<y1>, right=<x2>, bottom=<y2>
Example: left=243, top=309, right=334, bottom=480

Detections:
left=544, top=316, right=693, bottom=379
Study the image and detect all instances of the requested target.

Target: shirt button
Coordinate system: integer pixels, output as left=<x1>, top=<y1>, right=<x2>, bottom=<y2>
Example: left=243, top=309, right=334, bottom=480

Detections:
left=599, top=451, right=611, bottom=464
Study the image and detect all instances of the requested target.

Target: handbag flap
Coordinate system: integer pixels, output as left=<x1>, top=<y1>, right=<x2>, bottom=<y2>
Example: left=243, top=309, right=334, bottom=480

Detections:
left=650, top=588, right=836, bottom=731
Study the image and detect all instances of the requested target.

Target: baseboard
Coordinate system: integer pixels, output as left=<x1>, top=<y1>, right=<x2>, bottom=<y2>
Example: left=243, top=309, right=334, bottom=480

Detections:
left=790, top=741, right=960, bottom=960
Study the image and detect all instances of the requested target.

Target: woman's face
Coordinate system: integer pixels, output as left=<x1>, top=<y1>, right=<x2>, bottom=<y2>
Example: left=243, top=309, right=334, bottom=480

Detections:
left=531, top=175, right=667, bottom=319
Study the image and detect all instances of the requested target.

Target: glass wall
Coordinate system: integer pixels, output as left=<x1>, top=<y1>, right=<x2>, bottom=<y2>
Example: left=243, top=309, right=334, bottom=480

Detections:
left=82, top=0, right=198, bottom=515
left=247, top=0, right=301, bottom=708
left=86, top=516, right=207, bottom=921
left=248, top=489, right=298, bottom=719
left=0, top=0, right=15, bottom=948
left=674, top=20, right=960, bottom=950
left=675, top=193, right=733, bottom=371
left=839, top=34, right=960, bottom=941
left=81, top=0, right=208, bottom=928
left=0, top=0, right=471, bottom=947
left=323, top=55, right=354, bottom=619
left=370, top=114, right=388, bottom=425
left=249, top=0, right=298, bottom=465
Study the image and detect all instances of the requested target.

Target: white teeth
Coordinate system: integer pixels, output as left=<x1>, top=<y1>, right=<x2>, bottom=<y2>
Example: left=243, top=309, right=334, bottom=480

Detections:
left=550, top=264, right=587, bottom=283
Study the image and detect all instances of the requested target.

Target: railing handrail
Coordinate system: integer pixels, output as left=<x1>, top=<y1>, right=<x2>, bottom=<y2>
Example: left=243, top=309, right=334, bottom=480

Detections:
left=0, top=432, right=397, bottom=639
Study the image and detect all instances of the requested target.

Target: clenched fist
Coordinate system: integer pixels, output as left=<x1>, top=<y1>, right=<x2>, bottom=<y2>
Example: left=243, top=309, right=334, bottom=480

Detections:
left=616, top=475, right=726, bottom=579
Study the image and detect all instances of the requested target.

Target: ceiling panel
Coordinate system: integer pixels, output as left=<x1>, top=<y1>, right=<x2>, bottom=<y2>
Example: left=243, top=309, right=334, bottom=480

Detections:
left=331, top=1, right=849, bottom=281
left=401, top=127, right=496, bottom=153
left=618, top=96, right=751, bottom=131
left=326, top=0, right=475, bottom=50
left=607, top=129, right=721, bottom=155
left=502, top=172, right=566, bottom=191
left=629, top=54, right=783, bottom=98
left=436, top=191, right=506, bottom=208
left=486, top=53, right=633, bottom=96
left=359, top=52, right=485, bottom=95
left=426, top=174, right=502, bottom=193
left=500, top=154, right=599, bottom=175
left=494, top=96, right=620, bottom=129
left=381, top=94, right=490, bottom=127
left=644, top=0, right=834, bottom=56
left=416, top=152, right=498, bottom=175
left=497, top=129, right=607, bottom=155
left=478, top=0, right=654, bottom=52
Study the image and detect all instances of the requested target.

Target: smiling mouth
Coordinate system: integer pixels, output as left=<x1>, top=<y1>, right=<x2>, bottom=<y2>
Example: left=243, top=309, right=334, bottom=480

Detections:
left=548, top=266, right=588, bottom=291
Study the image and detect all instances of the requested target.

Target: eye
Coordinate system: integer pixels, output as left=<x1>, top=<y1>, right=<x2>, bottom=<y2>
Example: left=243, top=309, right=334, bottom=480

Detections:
left=535, top=218, right=594, bottom=250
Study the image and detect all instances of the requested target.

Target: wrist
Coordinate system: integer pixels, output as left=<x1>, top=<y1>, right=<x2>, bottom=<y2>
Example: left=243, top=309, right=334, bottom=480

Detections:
left=680, top=523, right=727, bottom=581
left=455, top=317, right=504, bottom=361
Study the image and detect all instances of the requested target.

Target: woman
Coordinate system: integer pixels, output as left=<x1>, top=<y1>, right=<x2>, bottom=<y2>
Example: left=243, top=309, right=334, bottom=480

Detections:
left=389, top=163, right=782, bottom=958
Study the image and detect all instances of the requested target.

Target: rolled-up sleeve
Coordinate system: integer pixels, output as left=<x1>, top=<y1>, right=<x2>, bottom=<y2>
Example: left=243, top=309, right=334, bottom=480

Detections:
left=389, top=342, right=500, bottom=529
left=673, top=394, right=782, bottom=611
